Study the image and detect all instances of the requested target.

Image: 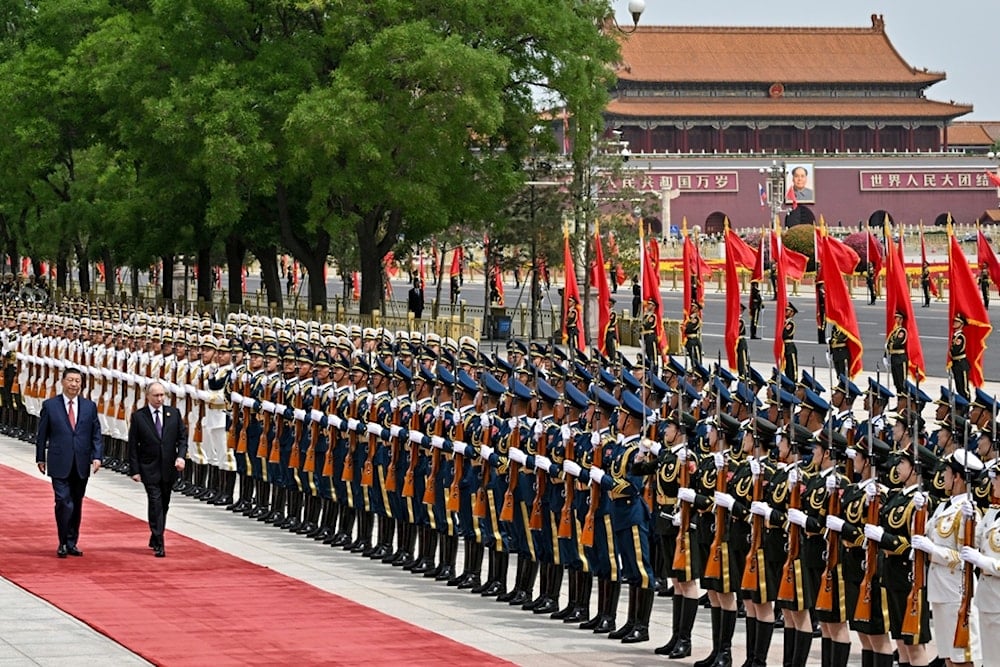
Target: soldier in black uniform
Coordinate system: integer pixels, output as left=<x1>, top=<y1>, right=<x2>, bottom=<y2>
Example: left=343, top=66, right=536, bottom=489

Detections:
left=980, top=263, right=991, bottom=310
left=641, top=298, right=659, bottom=374
left=603, top=308, right=619, bottom=361
left=782, top=303, right=798, bottom=381
left=865, top=262, right=876, bottom=305
left=885, top=310, right=907, bottom=399
left=828, top=325, right=849, bottom=380
left=920, top=263, right=932, bottom=308
left=684, top=302, right=703, bottom=368
left=565, top=295, right=581, bottom=349
left=749, top=281, right=764, bottom=338
left=736, top=305, right=751, bottom=379
left=951, top=313, right=971, bottom=401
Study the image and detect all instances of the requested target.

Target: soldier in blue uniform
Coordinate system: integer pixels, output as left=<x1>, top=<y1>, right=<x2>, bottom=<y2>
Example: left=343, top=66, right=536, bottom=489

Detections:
left=404, top=363, right=437, bottom=573
left=471, top=372, right=510, bottom=596
left=448, top=369, right=481, bottom=586
left=362, top=358, right=395, bottom=558
left=326, top=353, right=357, bottom=546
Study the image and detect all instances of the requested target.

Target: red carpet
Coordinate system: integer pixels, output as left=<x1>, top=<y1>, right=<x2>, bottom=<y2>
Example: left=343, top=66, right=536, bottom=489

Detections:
left=0, top=464, right=511, bottom=666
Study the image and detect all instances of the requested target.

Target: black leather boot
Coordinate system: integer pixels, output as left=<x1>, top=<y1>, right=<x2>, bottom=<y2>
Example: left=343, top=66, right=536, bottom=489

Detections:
left=594, top=580, right=620, bottom=634
left=564, top=572, right=592, bottom=623
left=497, top=554, right=523, bottom=602
left=551, top=567, right=577, bottom=619
left=620, top=586, right=654, bottom=643
left=580, top=578, right=606, bottom=630
left=830, top=641, right=852, bottom=667
left=710, top=609, right=736, bottom=667
left=510, top=559, right=537, bottom=606
left=449, top=539, right=472, bottom=586
left=739, top=617, right=757, bottom=667
left=435, top=535, right=458, bottom=581
left=330, top=506, right=354, bottom=547
left=666, top=595, right=698, bottom=658
left=459, top=541, right=483, bottom=589
left=524, top=562, right=550, bottom=611
left=471, top=547, right=495, bottom=594
left=782, top=628, right=797, bottom=667
left=482, top=550, right=508, bottom=597
left=694, top=606, right=721, bottom=667
left=654, top=593, right=683, bottom=655
left=534, top=565, right=561, bottom=615
left=608, top=584, right=637, bottom=640
left=792, top=628, right=813, bottom=667
left=752, top=620, right=774, bottom=667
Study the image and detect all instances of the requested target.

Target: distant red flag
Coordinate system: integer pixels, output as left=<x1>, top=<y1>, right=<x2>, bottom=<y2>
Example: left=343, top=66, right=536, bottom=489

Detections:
left=786, top=186, right=798, bottom=210
left=819, top=232, right=864, bottom=378
left=884, top=223, right=925, bottom=382
left=449, top=247, right=462, bottom=277
left=723, top=228, right=745, bottom=371
left=562, top=227, right=584, bottom=350
left=950, top=231, right=992, bottom=388
left=593, top=224, right=611, bottom=355
left=772, top=227, right=788, bottom=369
left=920, top=227, right=939, bottom=297
left=726, top=228, right=758, bottom=271
left=419, top=251, right=426, bottom=289
left=241, top=265, right=247, bottom=295
left=640, top=222, right=666, bottom=359
left=751, top=234, right=766, bottom=283
left=986, top=170, right=1000, bottom=188
left=769, top=233, right=808, bottom=280
left=352, top=272, right=360, bottom=300
left=977, top=229, right=1000, bottom=294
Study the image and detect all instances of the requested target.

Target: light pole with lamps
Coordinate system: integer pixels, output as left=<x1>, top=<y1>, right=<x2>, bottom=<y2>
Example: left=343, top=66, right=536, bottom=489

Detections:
left=759, top=160, right=786, bottom=225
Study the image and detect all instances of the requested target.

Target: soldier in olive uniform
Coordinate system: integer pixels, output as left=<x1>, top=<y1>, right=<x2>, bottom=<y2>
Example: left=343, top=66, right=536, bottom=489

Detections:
left=885, top=311, right=908, bottom=398
left=749, top=280, right=764, bottom=339
left=782, top=304, right=798, bottom=381
left=951, top=313, right=971, bottom=401
left=684, top=302, right=703, bottom=368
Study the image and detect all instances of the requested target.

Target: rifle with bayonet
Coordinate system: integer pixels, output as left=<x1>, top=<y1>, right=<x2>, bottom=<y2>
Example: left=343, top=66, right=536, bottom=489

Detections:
left=856, top=369, right=881, bottom=623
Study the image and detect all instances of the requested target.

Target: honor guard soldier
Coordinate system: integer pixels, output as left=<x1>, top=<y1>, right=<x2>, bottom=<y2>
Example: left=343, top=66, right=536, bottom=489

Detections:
left=403, top=362, right=436, bottom=572
left=782, top=303, right=798, bottom=381
left=641, top=299, right=659, bottom=374
left=603, top=309, right=619, bottom=361
left=885, top=310, right=908, bottom=398
left=327, top=353, right=360, bottom=547
left=920, top=263, right=932, bottom=307
left=980, top=263, right=991, bottom=310
left=447, top=369, right=482, bottom=586
left=736, top=305, right=751, bottom=379
left=684, top=302, right=703, bottom=368
left=828, top=325, right=849, bottom=380
left=951, top=313, right=971, bottom=401
left=749, top=280, right=764, bottom=339
left=855, top=378, right=894, bottom=445
left=826, top=375, right=861, bottom=435
left=960, top=460, right=1000, bottom=659
left=362, top=358, right=396, bottom=558
left=815, top=276, right=827, bottom=344
left=565, top=295, right=581, bottom=350
left=381, top=361, right=415, bottom=562
left=470, top=371, right=510, bottom=597
left=306, top=351, right=338, bottom=542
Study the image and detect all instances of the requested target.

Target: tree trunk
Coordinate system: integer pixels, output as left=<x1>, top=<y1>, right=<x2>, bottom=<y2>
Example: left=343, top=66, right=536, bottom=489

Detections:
left=275, top=183, right=329, bottom=311
left=225, top=234, right=246, bottom=307
left=55, top=252, right=68, bottom=292
left=196, top=246, right=212, bottom=303
left=249, top=243, right=282, bottom=309
left=355, top=209, right=402, bottom=315
left=130, top=267, right=140, bottom=300
left=161, top=254, right=174, bottom=300
left=101, top=248, right=115, bottom=298
left=75, top=243, right=91, bottom=294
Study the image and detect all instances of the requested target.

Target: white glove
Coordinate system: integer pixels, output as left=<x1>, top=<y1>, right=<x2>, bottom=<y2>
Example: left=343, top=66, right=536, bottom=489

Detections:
left=389, top=397, right=399, bottom=411
left=273, top=402, right=287, bottom=415
left=563, top=460, right=582, bottom=477
left=678, top=488, right=696, bottom=504
left=533, top=420, right=544, bottom=437
left=311, top=409, right=325, bottom=422
left=912, top=491, right=926, bottom=510
left=749, top=458, right=761, bottom=477
left=479, top=445, right=494, bottom=460
left=231, top=391, right=244, bottom=404
left=508, top=447, right=527, bottom=464
left=960, top=500, right=975, bottom=519
left=825, top=475, right=838, bottom=492
left=292, top=408, right=306, bottom=421
left=366, top=422, right=383, bottom=437
left=826, top=515, right=845, bottom=532
left=480, top=413, right=492, bottom=429
left=430, top=435, right=446, bottom=449
left=198, top=389, right=210, bottom=402
left=508, top=417, right=518, bottom=431
left=865, top=482, right=877, bottom=504
left=261, top=400, right=275, bottom=414
left=787, top=508, right=808, bottom=528
left=750, top=501, right=772, bottom=519
left=863, top=524, right=884, bottom=543
left=535, top=455, right=552, bottom=472
left=309, top=385, right=320, bottom=398
left=175, top=384, right=186, bottom=398
left=433, top=406, right=443, bottom=420
left=677, top=446, right=688, bottom=463
left=347, top=418, right=361, bottom=432
left=714, top=451, right=726, bottom=470
left=881, top=356, right=889, bottom=370
left=560, top=424, right=572, bottom=443
left=452, top=441, right=468, bottom=457
left=645, top=413, right=658, bottom=427
left=408, top=431, right=425, bottom=444
left=910, top=535, right=935, bottom=555
left=589, top=467, right=605, bottom=485
left=240, top=396, right=255, bottom=409
left=960, top=546, right=994, bottom=571
left=591, top=431, right=601, bottom=447
left=329, top=415, right=343, bottom=430
left=714, top=492, right=735, bottom=510
left=825, top=351, right=831, bottom=364
left=638, top=438, right=651, bottom=454
left=649, top=442, right=662, bottom=457
left=846, top=449, right=857, bottom=461
left=788, top=467, right=799, bottom=485
left=389, top=425, right=403, bottom=438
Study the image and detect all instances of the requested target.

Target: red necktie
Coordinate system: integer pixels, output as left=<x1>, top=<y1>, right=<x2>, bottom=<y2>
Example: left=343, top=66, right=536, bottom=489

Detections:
left=68, top=400, right=76, bottom=429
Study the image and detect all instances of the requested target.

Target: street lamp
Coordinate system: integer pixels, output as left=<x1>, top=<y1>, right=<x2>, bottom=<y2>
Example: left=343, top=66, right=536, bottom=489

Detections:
left=759, top=160, right=786, bottom=224
left=610, top=0, right=646, bottom=33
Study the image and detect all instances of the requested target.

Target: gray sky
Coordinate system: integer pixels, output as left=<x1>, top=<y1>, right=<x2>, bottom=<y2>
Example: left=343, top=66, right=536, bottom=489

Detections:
left=618, top=1, right=999, bottom=120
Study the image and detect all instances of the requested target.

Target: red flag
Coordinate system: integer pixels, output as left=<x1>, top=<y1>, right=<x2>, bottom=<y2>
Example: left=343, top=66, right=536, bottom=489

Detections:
left=786, top=186, right=798, bottom=210
left=419, top=252, right=426, bottom=289
left=726, top=229, right=758, bottom=271
left=723, top=228, right=744, bottom=371
left=986, top=170, right=1000, bottom=188
left=682, top=232, right=694, bottom=333
left=977, top=229, right=1000, bottom=293
left=867, top=232, right=884, bottom=277
left=593, top=224, right=611, bottom=355
left=493, top=260, right=504, bottom=307
left=818, top=232, right=864, bottom=378
left=769, top=233, right=808, bottom=280
left=241, top=265, right=247, bottom=295
left=920, top=228, right=939, bottom=297
left=772, top=227, right=788, bottom=369
left=449, top=247, right=462, bottom=277
left=562, top=228, right=584, bottom=350
left=949, top=231, right=992, bottom=388
left=751, top=234, right=766, bottom=283
left=352, top=272, right=360, bottom=300
left=640, top=222, right=666, bottom=359
left=884, top=223, right=925, bottom=382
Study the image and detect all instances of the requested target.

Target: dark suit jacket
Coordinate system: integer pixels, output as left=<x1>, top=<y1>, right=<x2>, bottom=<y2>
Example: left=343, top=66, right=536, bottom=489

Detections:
left=36, top=395, right=103, bottom=479
left=127, top=406, right=188, bottom=484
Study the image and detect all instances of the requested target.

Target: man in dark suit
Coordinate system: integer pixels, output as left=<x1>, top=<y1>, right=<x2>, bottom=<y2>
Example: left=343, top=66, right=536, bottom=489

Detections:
left=128, top=381, right=188, bottom=557
left=35, top=367, right=103, bottom=558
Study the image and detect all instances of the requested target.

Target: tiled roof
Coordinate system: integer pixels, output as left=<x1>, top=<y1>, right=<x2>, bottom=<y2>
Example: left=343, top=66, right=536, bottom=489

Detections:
left=605, top=97, right=971, bottom=121
left=616, top=15, right=945, bottom=86
left=947, top=123, right=996, bottom=146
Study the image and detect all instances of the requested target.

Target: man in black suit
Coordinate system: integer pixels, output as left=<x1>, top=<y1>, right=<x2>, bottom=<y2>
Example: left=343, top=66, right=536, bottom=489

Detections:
left=128, top=381, right=188, bottom=557
left=35, top=367, right=103, bottom=558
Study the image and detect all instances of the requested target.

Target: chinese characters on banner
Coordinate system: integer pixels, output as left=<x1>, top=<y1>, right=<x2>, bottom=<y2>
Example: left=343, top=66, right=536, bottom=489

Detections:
left=605, top=172, right=740, bottom=193
left=859, top=170, right=995, bottom=191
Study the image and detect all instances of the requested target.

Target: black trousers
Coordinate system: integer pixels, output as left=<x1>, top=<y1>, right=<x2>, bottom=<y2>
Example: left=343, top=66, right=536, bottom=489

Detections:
left=783, top=343, right=798, bottom=382
left=831, top=348, right=848, bottom=380
left=144, top=479, right=174, bottom=547
left=890, top=356, right=907, bottom=396
left=52, top=466, right=88, bottom=548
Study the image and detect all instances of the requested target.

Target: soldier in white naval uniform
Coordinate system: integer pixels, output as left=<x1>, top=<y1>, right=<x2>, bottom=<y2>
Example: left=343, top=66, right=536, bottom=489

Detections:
left=961, top=458, right=1000, bottom=660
